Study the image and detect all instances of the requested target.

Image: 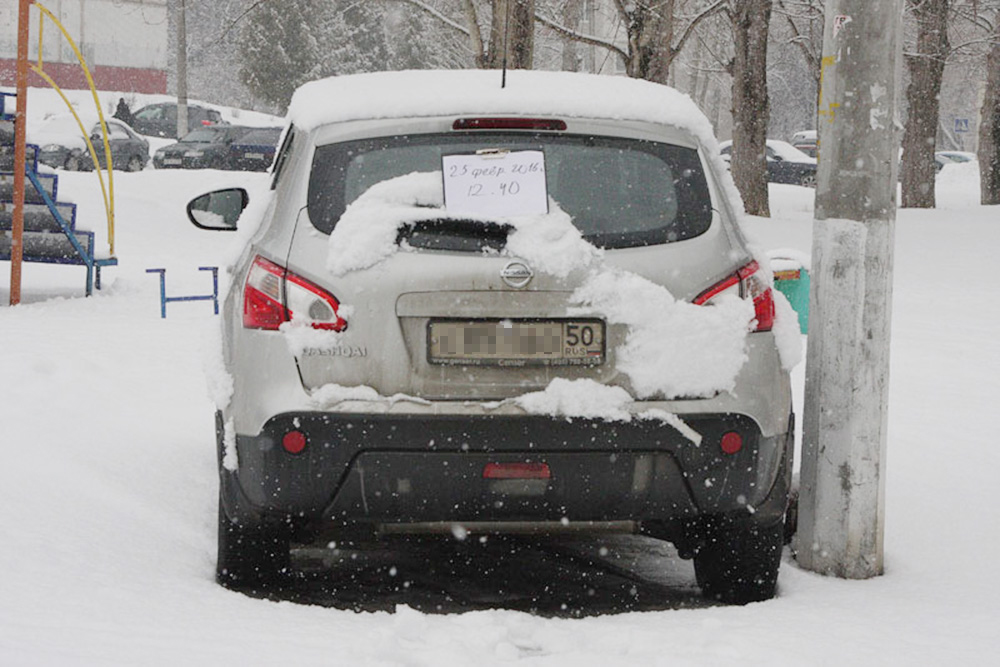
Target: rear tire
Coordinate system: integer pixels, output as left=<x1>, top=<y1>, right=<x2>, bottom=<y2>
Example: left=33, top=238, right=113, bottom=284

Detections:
left=216, top=493, right=290, bottom=588
left=127, top=155, right=144, bottom=172
left=692, top=516, right=784, bottom=605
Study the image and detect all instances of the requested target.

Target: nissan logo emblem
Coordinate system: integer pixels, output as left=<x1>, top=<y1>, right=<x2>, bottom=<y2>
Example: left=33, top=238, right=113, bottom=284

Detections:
left=500, top=261, right=533, bottom=288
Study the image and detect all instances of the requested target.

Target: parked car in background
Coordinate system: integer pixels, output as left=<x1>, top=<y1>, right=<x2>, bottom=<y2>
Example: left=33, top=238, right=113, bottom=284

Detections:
left=227, top=126, right=282, bottom=171
left=131, top=102, right=224, bottom=139
left=790, top=130, right=817, bottom=157
left=935, top=150, right=975, bottom=165
left=36, top=117, right=149, bottom=172
left=153, top=125, right=250, bottom=169
left=185, top=70, right=794, bottom=605
left=720, top=139, right=818, bottom=187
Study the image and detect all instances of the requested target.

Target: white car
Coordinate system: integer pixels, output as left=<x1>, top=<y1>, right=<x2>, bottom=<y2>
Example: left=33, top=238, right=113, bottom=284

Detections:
left=188, top=70, right=796, bottom=605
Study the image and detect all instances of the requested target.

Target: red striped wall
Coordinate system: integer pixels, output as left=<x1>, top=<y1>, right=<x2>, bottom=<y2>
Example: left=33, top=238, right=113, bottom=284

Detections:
left=0, top=60, right=166, bottom=94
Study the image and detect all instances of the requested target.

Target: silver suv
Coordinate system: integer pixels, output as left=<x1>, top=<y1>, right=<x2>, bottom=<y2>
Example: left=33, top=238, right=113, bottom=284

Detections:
left=188, top=71, right=794, bottom=605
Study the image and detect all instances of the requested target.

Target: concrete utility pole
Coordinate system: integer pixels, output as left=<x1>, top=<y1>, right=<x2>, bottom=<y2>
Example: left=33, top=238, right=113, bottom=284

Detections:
left=795, top=0, right=903, bottom=578
left=176, top=0, right=188, bottom=139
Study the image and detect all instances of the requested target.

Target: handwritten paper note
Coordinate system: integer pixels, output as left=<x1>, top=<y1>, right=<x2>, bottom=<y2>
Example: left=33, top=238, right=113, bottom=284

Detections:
left=442, top=150, right=548, bottom=217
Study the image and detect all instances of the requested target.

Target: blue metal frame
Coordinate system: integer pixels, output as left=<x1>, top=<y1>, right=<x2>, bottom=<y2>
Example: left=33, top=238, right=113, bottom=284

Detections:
left=146, top=266, right=220, bottom=318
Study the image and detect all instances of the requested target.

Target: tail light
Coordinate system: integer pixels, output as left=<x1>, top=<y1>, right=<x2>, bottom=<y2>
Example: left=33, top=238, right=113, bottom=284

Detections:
left=693, top=260, right=774, bottom=332
left=243, top=255, right=347, bottom=331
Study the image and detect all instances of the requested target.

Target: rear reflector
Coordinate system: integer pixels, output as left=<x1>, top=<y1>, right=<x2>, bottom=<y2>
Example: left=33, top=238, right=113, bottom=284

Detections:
left=720, top=432, right=744, bottom=455
left=282, top=430, right=307, bottom=454
left=453, top=118, right=567, bottom=131
left=483, top=462, right=552, bottom=479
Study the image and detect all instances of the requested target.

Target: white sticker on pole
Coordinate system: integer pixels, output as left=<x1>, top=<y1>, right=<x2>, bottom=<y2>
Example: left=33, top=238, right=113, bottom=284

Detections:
left=442, top=149, right=548, bottom=217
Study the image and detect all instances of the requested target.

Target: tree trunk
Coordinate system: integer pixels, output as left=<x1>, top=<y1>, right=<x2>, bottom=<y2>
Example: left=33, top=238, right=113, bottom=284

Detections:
left=560, top=0, right=582, bottom=72
left=900, top=0, right=950, bottom=208
left=486, top=0, right=535, bottom=69
left=979, top=28, right=1000, bottom=205
left=628, top=0, right=676, bottom=84
left=730, top=0, right=773, bottom=217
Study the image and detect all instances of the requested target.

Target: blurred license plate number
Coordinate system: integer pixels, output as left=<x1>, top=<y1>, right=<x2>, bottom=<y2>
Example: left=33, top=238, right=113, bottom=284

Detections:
left=245, top=152, right=264, bottom=159
left=164, top=158, right=182, bottom=165
left=429, top=320, right=603, bottom=366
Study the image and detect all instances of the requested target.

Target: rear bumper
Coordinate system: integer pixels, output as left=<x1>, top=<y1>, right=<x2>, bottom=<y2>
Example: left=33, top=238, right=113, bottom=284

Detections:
left=221, top=410, right=791, bottom=530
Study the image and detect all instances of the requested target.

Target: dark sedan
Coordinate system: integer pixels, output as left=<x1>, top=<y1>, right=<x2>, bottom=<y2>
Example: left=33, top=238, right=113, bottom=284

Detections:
left=153, top=125, right=250, bottom=170
left=720, top=139, right=817, bottom=187
left=37, top=118, right=149, bottom=172
left=227, top=126, right=282, bottom=171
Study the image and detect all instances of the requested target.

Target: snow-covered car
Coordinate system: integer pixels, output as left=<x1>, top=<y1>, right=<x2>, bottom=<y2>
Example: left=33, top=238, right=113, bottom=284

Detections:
left=790, top=129, right=818, bottom=157
left=720, top=139, right=818, bottom=187
left=35, top=116, right=149, bottom=172
left=187, top=70, right=796, bottom=605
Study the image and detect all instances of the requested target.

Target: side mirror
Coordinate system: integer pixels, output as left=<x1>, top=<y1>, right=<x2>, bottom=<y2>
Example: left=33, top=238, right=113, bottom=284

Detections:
left=187, top=188, right=247, bottom=231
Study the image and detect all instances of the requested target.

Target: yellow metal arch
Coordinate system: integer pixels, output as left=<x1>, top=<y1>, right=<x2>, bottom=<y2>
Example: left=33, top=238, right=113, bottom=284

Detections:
left=31, top=2, right=116, bottom=254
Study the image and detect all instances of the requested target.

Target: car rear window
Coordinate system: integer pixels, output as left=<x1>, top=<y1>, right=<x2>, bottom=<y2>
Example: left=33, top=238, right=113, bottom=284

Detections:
left=307, top=133, right=712, bottom=249
left=182, top=128, right=224, bottom=143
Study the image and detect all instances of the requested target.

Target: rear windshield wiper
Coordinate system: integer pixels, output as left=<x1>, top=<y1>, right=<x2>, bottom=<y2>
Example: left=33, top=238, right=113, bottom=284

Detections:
left=396, top=219, right=513, bottom=252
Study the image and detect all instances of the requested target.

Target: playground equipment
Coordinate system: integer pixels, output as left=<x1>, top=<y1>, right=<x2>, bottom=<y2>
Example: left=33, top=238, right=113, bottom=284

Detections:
left=3, top=1, right=119, bottom=299
left=146, top=267, right=220, bottom=319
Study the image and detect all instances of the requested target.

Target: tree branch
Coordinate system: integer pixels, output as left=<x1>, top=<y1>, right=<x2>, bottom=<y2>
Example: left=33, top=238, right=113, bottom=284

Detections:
left=388, top=0, right=471, bottom=36
left=533, top=12, right=630, bottom=62
left=671, top=0, right=729, bottom=59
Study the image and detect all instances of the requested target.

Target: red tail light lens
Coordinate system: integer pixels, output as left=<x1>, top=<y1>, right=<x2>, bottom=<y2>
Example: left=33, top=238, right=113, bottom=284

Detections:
left=694, top=260, right=774, bottom=332
left=242, top=255, right=347, bottom=331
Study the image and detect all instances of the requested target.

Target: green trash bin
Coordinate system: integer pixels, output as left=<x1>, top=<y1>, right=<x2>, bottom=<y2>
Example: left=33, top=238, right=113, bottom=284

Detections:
left=770, top=255, right=810, bottom=334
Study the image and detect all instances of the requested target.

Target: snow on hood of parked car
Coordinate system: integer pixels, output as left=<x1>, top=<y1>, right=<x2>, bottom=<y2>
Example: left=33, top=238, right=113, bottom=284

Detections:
left=288, top=70, right=718, bottom=145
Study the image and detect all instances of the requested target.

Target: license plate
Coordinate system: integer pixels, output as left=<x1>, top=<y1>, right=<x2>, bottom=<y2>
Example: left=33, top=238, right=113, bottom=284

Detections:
left=164, top=158, right=182, bottom=165
left=245, top=152, right=264, bottom=159
left=428, top=319, right=604, bottom=366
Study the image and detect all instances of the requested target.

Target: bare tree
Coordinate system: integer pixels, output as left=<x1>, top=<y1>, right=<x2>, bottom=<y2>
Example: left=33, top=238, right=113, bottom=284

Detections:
left=729, top=0, right=774, bottom=216
left=900, top=0, right=951, bottom=208
left=980, top=17, right=1000, bottom=203
left=535, top=0, right=728, bottom=83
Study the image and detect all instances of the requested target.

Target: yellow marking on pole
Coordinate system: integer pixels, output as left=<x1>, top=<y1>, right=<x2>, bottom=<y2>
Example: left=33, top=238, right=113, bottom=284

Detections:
left=32, top=2, right=115, bottom=254
left=818, top=55, right=840, bottom=124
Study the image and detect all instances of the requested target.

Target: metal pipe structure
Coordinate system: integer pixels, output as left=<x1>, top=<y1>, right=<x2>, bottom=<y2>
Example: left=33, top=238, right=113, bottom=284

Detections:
left=9, top=0, right=33, bottom=306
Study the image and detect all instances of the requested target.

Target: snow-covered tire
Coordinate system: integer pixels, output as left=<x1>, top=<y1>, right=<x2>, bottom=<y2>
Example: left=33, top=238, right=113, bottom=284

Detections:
left=693, top=517, right=784, bottom=605
left=64, top=155, right=81, bottom=171
left=799, top=173, right=817, bottom=188
left=216, top=496, right=290, bottom=588
left=126, top=155, right=144, bottom=172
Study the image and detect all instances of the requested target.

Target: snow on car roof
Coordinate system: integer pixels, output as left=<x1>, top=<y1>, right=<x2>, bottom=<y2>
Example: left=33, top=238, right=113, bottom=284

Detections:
left=287, top=69, right=717, bottom=144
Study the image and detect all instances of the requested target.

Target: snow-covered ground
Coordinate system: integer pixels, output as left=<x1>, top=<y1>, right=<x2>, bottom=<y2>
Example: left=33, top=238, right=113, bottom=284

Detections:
left=1, top=148, right=998, bottom=662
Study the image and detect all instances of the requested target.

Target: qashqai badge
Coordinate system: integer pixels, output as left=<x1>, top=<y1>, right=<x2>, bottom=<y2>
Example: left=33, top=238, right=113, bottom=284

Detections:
left=500, top=261, right=533, bottom=289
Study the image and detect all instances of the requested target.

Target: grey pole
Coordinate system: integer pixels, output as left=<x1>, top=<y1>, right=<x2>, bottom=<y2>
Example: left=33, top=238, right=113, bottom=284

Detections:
left=176, top=0, right=188, bottom=139
left=795, top=0, right=903, bottom=579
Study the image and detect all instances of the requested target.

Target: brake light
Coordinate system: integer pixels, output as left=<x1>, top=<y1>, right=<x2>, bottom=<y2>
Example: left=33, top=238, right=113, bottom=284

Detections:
left=452, top=118, right=567, bottom=131
left=483, top=462, right=552, bottom=479
left=242, top=255, right=347, bottom=331
left=693, top=260, right=774, bottom=332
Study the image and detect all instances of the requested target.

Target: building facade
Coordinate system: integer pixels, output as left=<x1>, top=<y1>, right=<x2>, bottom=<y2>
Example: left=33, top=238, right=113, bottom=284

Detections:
left=1, top=0, right=169, bottom=94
